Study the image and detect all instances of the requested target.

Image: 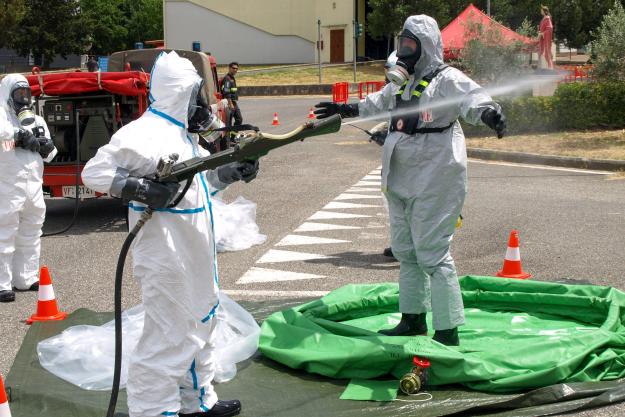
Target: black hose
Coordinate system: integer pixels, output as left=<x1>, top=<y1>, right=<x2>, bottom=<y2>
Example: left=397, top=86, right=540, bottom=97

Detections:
left=107, top=207, right=152, bottom=417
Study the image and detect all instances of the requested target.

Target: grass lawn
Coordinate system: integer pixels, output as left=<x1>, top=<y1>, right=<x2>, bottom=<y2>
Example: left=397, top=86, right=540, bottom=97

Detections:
left=466, top=130, right=625, bottom=161
left=218, top=63, right=386, bottom=86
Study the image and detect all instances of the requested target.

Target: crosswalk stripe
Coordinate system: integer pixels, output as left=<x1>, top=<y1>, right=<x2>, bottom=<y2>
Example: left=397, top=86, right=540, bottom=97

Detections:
left=335, top=193, right=383, bottom=200
left=323, top=201, right=382, bottom=209
left=308, top=211, right=371, bottom=220
left=236, top=267, right=326, bottom=284
left=295, top=222, right=361, bottom=232
left=346, top=187, right=381, bottom=192
left=275, top=234, right=351, bottom=246
left=257, top=249, right=336, bottom=263
left=354, top=181, right=382, bottom=187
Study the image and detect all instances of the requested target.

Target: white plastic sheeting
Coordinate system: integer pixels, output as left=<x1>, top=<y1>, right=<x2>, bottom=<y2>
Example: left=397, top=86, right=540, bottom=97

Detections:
left=37, top=293, right=260, bottom=390
left=212, top=194, right=267, bottom=252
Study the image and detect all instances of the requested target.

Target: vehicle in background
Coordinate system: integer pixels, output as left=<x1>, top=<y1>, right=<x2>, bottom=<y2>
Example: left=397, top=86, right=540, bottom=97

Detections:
left=26, top=49, right=227, bottom=199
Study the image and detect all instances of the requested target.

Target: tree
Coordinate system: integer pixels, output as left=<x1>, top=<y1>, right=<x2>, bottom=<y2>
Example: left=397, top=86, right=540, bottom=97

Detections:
left=591, top=1, right=625, bottom=80
left=0, top=0, right=26, bottom=48
left=549, top=0, right=625, bottom=48
left=516, top=17, right=538, bottom=39
left=121, top=0, right=163, bottom=48
left=10, top=0, right=88, bottom=68
left=80, top=0, right=128, bottom=55
left=459, top=19, right=530, bottom=84
left=366, top=0, right=450, bottom=40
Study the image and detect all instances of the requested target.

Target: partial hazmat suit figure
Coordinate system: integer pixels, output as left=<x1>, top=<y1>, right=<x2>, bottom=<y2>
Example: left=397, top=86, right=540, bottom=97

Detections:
left=82, top=51, right=255, bottom=417
left=0, top=74, right=56, bottom=303
left=315, top=15, right=506, bottom=346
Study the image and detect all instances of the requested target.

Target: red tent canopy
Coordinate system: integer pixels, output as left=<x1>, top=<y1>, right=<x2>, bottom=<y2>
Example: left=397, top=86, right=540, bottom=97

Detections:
left=441, top=4, right=536, bottom=60
left=26, top=71, right=149, bottom=97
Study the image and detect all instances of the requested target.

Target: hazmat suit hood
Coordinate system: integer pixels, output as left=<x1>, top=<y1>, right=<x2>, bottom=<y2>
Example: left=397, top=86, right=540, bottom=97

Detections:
left=0, top=73, right=30, bottom=123
left=148, top=51, right=202, bottom=128
left=402, top=15, right=444, bottom=78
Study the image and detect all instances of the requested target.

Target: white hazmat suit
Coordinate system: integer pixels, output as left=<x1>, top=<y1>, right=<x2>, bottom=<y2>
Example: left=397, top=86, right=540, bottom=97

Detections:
left=358, top=16, right=500, bottom=332
left=82, top=51, right=231, bottom=417
left=0, top=74, right=56, bottom=295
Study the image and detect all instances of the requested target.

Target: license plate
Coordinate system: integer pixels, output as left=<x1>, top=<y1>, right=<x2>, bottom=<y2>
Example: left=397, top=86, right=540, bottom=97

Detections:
left=62, top=185, right=96, bottom=199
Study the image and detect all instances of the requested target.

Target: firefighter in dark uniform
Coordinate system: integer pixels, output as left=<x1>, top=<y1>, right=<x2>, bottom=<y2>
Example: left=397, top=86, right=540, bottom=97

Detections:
left=221, top=62, right=243, bottom=127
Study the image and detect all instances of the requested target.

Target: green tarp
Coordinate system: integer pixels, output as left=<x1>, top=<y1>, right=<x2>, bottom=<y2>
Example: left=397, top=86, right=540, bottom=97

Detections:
left=6, top=281, right=625, bottom=417
left=259, top=276, right=625, bottom=392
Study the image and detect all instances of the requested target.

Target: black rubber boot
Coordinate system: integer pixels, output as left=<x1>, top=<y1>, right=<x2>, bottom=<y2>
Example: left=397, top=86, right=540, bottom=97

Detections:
left=379, top=313, right=427, bottom=336
left=0, top=290, right=16, bottom=302
left=382, top=247, right=395, bottom=259
left=433, top=327, right=459, bottom=346
left=14, top=282, right=39, bottom=292
left=179, top=400, right=241, bottom=417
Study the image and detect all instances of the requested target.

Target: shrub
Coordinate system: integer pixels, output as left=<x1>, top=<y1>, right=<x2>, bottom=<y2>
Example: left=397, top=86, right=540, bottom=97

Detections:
left=462, top=81, right=625, bottom=136
left=459, top=18, right=531, bottom=84
left=462, top=96, right=555, bottom=136
left=554, top=82, right=625, bottom=129
left=590, top=1, right=625, bottom=81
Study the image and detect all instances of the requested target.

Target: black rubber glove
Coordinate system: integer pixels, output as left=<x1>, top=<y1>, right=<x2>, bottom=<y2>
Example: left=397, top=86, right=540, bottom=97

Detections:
left=38, top=137, right=55, bottom=159
left=370, top=131, right=387, bottom=146
left=218, top=160, right=260, bottom=184
left=238, top=159, right=260, bottom=183
left=120, top=177, right=180, bottom=209
left=313, top=102, right=359, bottom=119
left=15, top=129, right=40, bottom=153
left=481, top=108, right=507, bottom=139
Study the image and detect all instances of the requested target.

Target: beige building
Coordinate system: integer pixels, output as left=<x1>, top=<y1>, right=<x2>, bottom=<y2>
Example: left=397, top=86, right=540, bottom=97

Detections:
left=163, top=0, right=366, bottom=64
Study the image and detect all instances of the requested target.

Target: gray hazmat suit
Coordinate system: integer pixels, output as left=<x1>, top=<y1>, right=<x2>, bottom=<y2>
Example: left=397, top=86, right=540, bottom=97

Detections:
left=82, top=51, right=229, bottom=417
left=0, top=74, right=56, bottom=292
left=358, top=16, right=499, bottom=331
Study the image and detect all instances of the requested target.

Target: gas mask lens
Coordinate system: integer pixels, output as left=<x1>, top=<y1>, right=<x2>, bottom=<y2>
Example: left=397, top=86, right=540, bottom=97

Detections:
left=398, top=36, right=419, bottom=57
left=11, top=85, right=35, bottom=126
left=187, top=81, right=202, bottom=120
left=387, top=31, right=422, bottom=86
left=188, top=80, right=212, bottom=133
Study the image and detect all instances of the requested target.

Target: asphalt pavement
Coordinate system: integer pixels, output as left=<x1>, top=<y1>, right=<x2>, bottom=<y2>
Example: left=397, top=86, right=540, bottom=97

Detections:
left=1, top=97, right=625, bottom=416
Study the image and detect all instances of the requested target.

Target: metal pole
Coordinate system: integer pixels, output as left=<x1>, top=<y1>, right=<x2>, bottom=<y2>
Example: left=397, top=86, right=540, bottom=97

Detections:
left=487, top=0, right=491, bottom=16
left=353, top=20, right=357, bottom=82
left=318, top=19, right=322, bottom=84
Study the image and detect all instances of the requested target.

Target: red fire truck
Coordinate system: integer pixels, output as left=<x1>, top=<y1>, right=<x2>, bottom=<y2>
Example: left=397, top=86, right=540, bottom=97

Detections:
left=27, top=49, right=226, bottom=199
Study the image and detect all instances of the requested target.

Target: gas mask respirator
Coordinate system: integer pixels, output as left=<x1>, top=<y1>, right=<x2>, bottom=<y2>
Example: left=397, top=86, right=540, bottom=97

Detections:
left=187, top=79, right=213, bottom=134
left=10, top=82, right=35, bottom=126
left=386, top=29, right=422, bottom=87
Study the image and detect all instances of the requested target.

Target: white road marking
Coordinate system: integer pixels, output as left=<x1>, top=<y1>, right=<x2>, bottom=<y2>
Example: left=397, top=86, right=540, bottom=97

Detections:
left=354, top=181, right=382, bottom=187
left=346, top=187, right=381, bottom=192
left=295, top=222, right=361, bottom=232
left=335, top=193, right=383, bottom=200
left=236, top=165, right=389, bottom=287
left=324, top=201, right=382, bottom=209
left=276, top=234, right=351, bottom=246
left=469, top=159, right=611, bottom=175
left=308, top=211, right=371, bottom=220
left=257, top=249, right=336, bottom=263
left=236, top=267, right=326, bottom=284
left=224, top=289, right=330, bottom=298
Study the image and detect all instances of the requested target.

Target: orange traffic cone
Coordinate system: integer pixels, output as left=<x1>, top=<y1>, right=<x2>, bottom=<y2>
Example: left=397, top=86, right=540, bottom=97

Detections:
left=0, top=374, right=11, bottom=417
left=307, top=107, right=315, bottom=119
left=496, top=230, right=531, bottom=279
left=271, top=112, right=280, bottom=126
left=26, top=266, right=67, bottom=324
